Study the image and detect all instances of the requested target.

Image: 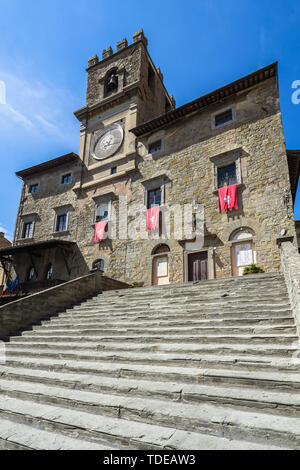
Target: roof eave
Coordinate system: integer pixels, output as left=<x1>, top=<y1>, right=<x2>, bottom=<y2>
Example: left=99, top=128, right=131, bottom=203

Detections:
left=130, top=62, right=278, bottom=137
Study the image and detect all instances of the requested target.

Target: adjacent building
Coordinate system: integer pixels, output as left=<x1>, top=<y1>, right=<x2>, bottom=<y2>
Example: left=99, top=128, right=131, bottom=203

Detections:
left=1, top=29, right=299, bottom=291
left=0, top=232, right=11, bottom=291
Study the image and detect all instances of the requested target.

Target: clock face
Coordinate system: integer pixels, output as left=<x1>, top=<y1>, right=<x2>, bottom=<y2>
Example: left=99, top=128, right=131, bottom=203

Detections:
left=91, top=123, right=124, bottom=160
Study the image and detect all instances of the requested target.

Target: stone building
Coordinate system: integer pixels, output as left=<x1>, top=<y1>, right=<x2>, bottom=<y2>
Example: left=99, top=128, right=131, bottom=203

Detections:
left=1, top=29, right=299, bottom=290
left=0, top=232, right=11, bottom=290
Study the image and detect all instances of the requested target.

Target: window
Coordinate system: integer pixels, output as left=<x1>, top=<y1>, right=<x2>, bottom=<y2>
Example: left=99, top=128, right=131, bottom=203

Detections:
left=56, top=214, right=67, bottom=232
left=215, top=108, right=233, bottom=127
left=217, top=164, right=237, bottom=188
left=147, top=187, right=162, bottom=209
left=29, top=184, right=39, bottom=194
left=148, top=65, right=155, bottom=91
left=22, top=222, right=33, bottom=239
left=45, top=264, right=53, bottom=280
left=152, top=244, right=170, bottom=255
left=95, top=203, right=109, bottom=222
left=149, top=140, right=162, bottom=155
left=27, top=267, right=35, bottom=282
left=92, top=259, right=104, bottom=272
left=105, top=72, right=118, bottom=94
left=61, top=173, right=72, bottom=185
left=111, top=167, right=117, bottom=175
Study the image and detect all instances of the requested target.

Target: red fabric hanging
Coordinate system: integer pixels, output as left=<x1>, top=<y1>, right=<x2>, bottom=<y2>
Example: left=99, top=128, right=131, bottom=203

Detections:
left=93, top=221, right=107, bottom=243
left=218, top=184, right=238, bottom=213
left=147, top=205, right=160, bottom=231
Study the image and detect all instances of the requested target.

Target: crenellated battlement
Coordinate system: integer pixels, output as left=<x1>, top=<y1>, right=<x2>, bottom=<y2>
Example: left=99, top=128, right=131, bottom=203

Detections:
left=88, top=29, right=148, bottom=68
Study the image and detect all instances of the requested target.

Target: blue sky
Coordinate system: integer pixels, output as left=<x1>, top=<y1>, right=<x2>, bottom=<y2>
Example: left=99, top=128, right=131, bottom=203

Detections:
left=0, top=0, right=300, bottom=240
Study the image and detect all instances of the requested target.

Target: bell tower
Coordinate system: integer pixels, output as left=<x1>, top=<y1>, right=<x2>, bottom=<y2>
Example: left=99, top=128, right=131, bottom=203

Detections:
left=73, top=29, right=174, bottom=192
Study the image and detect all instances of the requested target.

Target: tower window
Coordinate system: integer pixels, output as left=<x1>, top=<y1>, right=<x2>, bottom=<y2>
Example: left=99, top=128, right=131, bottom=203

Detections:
left=149, top=140, right=162, bottom=155
left=148, top=65, right=155, bottom=92
left=106, top=72, right=118, bottom=94
left=111, top=167, right=117, bottom=175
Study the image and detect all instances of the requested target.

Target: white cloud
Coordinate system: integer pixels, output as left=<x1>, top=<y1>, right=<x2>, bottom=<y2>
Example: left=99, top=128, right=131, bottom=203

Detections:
left=0, top=225, right=13, bottom=242
left=0, top=71, right=78, bottom=144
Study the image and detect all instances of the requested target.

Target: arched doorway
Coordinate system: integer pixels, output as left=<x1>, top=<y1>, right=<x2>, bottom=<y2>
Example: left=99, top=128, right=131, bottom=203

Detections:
left=45, top=263, right=53, bottom=280
left=92, top=259, right=105, bottom=273
left=152, top=244, right=170, bottom=286
left=230, top=228, right=255, bottom=277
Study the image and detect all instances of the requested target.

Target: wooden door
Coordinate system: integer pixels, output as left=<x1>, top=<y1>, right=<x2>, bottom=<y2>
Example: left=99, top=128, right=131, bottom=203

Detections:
left=152, top=255, right=169, bottom=286
left=188, top=252, right=208, bottom=282
left=232, top=241, right=253, bottom=277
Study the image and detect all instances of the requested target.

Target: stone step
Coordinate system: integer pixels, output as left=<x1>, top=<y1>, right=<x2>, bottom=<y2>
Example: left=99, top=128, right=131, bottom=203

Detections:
left=62, top=307, right=294, bottom=320
left=2, top=358, right=300, bottom=391
left=72, top=299, right=291, bottom=311
left=5, top=348, right=300, bottom=372
left=37, top=316, right=295, bottom=330
left=10, top=333, right=298, bottom=345
left=6, top=340, right=298, bottom=357
left=0, top=416, right=120, bottom=450
left=85, top=287, right=288, bottom=305
left=0, top=391, right=297, bottom=448
left=97, top=273, right=284, bottom=295
left=96, top=280, right=287, bottom=300
left=56, top=309, right=295, bottom=322
left=0, top=374, right=300, bottom=419
left=0, top=366, right=299, bottom=417
left=4, top=356, right=300, bottom=385
left=21, top=325, right=297, bottom=338
left=0, top=395, right=284, bottom=450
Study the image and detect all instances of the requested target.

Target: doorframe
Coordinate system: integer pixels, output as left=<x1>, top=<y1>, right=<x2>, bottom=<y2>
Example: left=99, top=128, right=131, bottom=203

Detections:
left=230, top=239, right=256, bottom=277
left=183, top=247, right=215, bottom=282
left=151, top=253, right=170, bottom=286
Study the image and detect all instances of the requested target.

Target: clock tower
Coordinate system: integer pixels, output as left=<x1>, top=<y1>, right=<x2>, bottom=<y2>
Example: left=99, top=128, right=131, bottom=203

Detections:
left=73, top=29, right=174, bottom=192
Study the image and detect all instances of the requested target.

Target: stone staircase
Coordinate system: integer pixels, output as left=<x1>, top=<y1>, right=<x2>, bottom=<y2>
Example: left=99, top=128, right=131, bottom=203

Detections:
left=0, top=272, right=300, bottom=450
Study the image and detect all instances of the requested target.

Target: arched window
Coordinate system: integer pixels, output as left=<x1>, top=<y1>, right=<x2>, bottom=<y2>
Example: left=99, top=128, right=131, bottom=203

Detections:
left=92, top=259, right=104, bottom=272
left=105, top=69, right=118, bottom=95
left=27, top=267, right=35, bottom=282
left=230, top=228, right=256, bottom=277
left=152, top=244, right=170, bottom=255
left=45, top=264, right=53, bottom=281
left=229, top=227, right=255, bottom=241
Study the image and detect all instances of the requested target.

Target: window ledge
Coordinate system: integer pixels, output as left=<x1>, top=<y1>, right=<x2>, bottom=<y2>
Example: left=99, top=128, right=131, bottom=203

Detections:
left=52, top=231, right=70, bottom=236
left=213, top=183, right=245, bottom=196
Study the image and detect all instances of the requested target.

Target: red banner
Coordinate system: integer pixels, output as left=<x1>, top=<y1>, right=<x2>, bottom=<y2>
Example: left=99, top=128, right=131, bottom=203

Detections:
left=218, top=184, right=238, bottom=213
left=93, top=221, right=107, bottom=243
left=147, top=205, right=160, bottom=231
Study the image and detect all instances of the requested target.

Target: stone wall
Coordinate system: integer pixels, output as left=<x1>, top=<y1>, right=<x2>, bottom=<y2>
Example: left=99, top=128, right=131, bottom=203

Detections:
left=0, top=271, right=129, bottom=339
left=75, top=76, right=296, bottom=285
left=12, top=55, right=297, bottom=287
left=280, top=241, right=300, bottom=340
left=0, top=232, right=11, bottom=290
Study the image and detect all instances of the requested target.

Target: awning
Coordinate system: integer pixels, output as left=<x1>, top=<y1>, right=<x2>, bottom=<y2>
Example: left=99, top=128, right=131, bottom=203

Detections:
left=0, top=239, right=76, bottom=257
left=0, top=240, right=76, bottom=277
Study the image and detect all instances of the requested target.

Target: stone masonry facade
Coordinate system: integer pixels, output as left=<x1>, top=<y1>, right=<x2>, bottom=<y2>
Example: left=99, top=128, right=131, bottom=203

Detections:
left=3, top=29, right=299, bottom=289
left=0, top=233, right=11, bottom=289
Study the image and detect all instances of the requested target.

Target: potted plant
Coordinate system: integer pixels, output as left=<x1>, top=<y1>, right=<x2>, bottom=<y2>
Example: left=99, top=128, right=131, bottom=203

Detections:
left=243, top=263, right=265, bottom=275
